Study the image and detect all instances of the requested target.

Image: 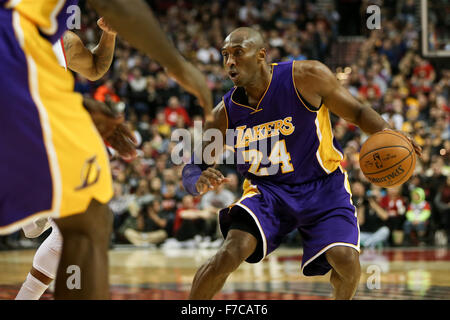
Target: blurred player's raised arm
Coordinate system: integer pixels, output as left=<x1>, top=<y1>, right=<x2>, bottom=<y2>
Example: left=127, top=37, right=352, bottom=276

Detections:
left=87, top=0, right=213, bottom=116
left=63, top=18, right=116, bottom=81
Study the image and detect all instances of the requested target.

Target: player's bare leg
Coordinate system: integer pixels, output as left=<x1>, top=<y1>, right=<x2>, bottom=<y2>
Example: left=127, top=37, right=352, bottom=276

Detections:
left=326, top=246, right=361, bottom=300
left=53, top=199, right=112, bottom=299
left=189, top=229, right=257, bottom=300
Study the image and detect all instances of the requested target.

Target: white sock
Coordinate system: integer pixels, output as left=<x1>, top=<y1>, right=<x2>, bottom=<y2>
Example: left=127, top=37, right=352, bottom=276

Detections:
left=15, top=273, right=49, bottom=300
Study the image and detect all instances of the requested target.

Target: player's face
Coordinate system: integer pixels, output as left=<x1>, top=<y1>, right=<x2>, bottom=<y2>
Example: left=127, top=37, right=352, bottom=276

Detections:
left=221, top=40, right=259, bottom=86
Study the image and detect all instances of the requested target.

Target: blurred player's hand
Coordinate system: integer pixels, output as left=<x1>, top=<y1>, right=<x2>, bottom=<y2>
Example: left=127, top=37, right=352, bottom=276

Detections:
left=83, top=98, right=137, bottom=160
left=106, top=122, right=138, bottom=160
left=195, top=167, right=229, bottom=195
left=83, top=97, right=123, bottom=138
left=97, top=17, right=117, bottom=35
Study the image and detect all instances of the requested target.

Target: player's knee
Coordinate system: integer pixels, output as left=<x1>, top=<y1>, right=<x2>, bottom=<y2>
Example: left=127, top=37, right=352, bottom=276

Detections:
left=210, top=238, right=252, bottom=275
left=55, top=200, right=112, bottom=243
left=33, top=244, right=60, bottom=280
left=327, top=246, right=361, bottom=279
left=210, top=247, right=242, bottom=275
left=86, top=203, right=113, bottom=241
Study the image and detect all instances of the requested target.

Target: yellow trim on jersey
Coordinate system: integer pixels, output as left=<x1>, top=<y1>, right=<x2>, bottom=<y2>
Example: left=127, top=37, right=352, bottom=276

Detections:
left=222, top=97, right=229, bottom=129
left=242, top=179, right=258, bottom=197
left=230, top=179, right=268, bottom=262
left=230, top=87, right=258, bottom=111
left=235, top=202, right=268, bottom=262
left=301, top=242, right=360, bottom=276
left=340, top=166, right=360, bottom=246
left=230, top=63, right=276, bottom=112
left=341, top=166, right=358, bottom=218
left=39, top=0, right=66, bottom=35
left=12, top=0, right=64, bottom=36
left=314, top=105, right=344, bottom=174
left=292, top=60, right=320, bottom=113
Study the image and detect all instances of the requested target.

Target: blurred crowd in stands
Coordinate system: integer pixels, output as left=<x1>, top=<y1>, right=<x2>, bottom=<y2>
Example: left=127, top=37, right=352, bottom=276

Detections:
left=1, top=0, right=448, bottom=250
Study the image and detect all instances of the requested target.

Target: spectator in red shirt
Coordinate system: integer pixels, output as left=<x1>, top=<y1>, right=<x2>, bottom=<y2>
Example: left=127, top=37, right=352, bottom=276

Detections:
left=358, top=76, right=382, bottom=100
left=413, top=56, right=435, bottom=81
left=164, top=96, right=192, bottom=127
left=379, top=186, right=407, bottom=246
left=94, top=79, right=120, bottom=103
left=410, top=56, right=435, bottom=94
left=173, top=194, right=212, bottom=241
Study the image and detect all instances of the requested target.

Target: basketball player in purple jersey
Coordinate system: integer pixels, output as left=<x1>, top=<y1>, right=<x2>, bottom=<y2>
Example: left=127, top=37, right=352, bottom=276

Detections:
left=0, top=0, right=212, bottom=299
left=182, top=27, right=421, bottom=299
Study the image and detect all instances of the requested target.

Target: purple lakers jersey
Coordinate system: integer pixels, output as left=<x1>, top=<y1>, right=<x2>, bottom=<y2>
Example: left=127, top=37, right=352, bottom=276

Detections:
left=1, top=0, right=79, bottom=44
left=223, top=61, right=344, bottom=185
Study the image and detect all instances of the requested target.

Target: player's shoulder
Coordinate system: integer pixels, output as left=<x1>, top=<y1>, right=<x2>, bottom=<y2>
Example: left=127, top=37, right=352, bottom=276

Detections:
left=293, top=60, right=334, bottom=79
left=222, top=86, right=235, bottom=101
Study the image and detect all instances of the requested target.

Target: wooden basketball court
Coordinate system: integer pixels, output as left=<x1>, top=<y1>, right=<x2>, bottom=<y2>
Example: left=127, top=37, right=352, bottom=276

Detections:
left=1, top=246, right=449, bottom=299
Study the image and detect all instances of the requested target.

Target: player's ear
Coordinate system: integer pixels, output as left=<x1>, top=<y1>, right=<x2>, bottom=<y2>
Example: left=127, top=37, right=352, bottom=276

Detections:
left=257, top=48, right=266, bottom=62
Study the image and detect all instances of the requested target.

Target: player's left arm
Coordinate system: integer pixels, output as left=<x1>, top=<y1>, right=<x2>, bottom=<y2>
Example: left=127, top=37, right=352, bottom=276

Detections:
left=293, top=60, right=422, bottom=156
left=63, top=18, right=116, bottom=81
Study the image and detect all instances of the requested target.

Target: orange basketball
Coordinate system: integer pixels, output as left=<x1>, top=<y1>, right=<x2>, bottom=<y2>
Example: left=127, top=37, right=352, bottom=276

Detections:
left=359, top=130, right=416, bottom=188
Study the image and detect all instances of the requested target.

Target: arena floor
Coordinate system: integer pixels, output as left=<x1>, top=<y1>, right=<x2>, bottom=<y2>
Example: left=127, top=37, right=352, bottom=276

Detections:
left=1, top=246, right=449, bottom=300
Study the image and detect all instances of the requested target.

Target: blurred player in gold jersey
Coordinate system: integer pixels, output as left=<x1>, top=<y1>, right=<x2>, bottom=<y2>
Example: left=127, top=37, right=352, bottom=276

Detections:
left=0, top=0, right=212, bottom=299
left=16, top=17, right=130, bottom=300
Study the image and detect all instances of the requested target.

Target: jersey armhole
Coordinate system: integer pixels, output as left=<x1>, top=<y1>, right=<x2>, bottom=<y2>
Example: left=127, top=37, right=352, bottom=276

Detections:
left=222, top=97, right=230, bottom=130
left=292, top=60, right=322, bottom=113
left=222, top=98, right=235, bottom=154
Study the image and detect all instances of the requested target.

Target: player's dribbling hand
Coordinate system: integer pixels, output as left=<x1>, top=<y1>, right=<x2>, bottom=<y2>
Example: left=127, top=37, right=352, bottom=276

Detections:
left=383, top=128, right=422, bottom=157
left=97, top=17, right=117, bottom=36
left=195, top=167, right=229, bottom=195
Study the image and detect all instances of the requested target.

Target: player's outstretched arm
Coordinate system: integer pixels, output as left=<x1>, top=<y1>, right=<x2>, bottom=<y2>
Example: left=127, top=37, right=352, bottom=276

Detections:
left=87, top=0, right=213, bottom=117
left=182, top=101, right=228, bottom=196
left=293, top=60, right=421, bottom=156
left=63, top=18, right=116, bottom=81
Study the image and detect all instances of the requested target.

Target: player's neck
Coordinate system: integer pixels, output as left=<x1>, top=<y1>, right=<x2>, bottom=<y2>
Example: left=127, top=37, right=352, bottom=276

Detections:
left=243, top=64, right=272, bottom=103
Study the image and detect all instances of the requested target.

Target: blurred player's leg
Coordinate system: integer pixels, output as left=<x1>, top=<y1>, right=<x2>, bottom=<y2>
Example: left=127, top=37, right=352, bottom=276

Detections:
left=326, top=246, right=361, bottom=300
left=53, top=200, right=112, bottom=299
left=16, top=222, right=62, bottom=300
